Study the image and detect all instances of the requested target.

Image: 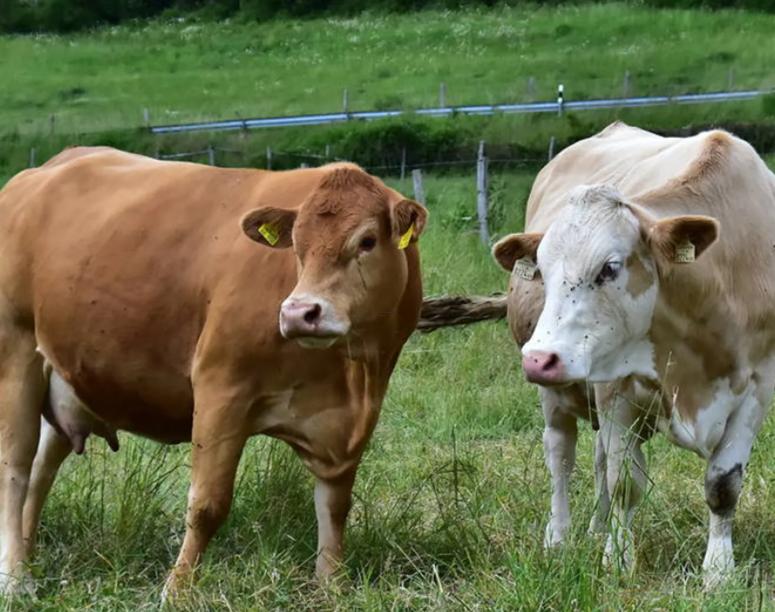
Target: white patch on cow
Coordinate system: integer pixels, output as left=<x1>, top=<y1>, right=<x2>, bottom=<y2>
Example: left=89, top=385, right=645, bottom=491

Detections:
left=657, top=378, right=751, bottom=459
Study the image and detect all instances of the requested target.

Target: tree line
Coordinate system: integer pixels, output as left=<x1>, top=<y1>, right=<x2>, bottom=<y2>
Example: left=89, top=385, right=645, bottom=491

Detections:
left=1, top=0, right=774, bottom=34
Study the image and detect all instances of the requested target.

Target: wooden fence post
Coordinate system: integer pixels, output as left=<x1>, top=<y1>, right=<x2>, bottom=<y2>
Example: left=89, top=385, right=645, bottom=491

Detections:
left=476, top=140, right=489, bottom=245
left=266, top=146, right=272, bottom=170
left=412, top=169, right=425, bottom=205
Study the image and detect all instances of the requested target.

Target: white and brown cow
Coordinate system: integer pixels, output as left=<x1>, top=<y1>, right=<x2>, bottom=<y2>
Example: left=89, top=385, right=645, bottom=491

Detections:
left=493, top=122, right=775, bottom=586
left=0, top=147, right=426, bottom=597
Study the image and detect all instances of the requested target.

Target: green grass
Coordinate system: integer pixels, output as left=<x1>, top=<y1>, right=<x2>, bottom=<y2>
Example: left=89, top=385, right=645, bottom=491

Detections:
left=5, top=169, right=774, bottom=610
left=2, top=3, right=775, bottom=136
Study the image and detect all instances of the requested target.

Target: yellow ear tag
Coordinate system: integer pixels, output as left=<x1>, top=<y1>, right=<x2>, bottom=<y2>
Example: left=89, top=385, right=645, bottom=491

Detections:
left=257, top=223, right=280, bottom=246
left=674, top=240, right=695, bottom=263
left=398, top=226, right=413, bottom=250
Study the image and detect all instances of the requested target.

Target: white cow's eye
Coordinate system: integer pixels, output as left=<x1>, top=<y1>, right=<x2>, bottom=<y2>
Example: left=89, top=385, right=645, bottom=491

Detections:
left=595, top=261, right=621, bottom=286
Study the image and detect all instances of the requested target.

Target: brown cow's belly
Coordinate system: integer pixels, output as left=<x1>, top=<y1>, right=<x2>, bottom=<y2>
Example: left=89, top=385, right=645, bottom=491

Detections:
left=40, top=343, right=196, bottom=444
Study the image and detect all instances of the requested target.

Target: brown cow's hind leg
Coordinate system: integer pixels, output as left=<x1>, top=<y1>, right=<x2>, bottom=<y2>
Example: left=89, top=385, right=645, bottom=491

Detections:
left=0, top=335, right=44, bottom=596
left=22, top=418, right=72, bottom=557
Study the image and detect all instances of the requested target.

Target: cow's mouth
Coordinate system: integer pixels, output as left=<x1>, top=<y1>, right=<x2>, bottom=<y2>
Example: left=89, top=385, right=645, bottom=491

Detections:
left=294, top=335, right=341, bottom=349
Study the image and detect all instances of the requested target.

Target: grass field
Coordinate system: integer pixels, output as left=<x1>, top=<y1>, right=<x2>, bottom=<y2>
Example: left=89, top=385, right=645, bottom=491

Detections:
left=2, top=169, right=771, bottom=611
left=2, top=2, right=775, bottom=136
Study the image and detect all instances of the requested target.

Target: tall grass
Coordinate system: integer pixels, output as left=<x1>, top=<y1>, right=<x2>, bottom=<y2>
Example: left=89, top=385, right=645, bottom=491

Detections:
left=7, top=168, right=774, bottom=610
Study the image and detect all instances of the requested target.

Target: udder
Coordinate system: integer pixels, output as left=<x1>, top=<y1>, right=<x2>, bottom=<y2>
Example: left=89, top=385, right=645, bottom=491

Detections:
left=39, top=351, right=119, bottom=455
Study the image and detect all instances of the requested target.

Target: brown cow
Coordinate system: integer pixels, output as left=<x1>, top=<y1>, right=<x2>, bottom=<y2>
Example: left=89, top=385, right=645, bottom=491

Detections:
left=0, top=148, right=426, bottom=598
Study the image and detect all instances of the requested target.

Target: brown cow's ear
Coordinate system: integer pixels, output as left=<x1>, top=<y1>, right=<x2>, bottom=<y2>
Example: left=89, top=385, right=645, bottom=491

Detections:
left=390, top=199, right=428, bottom=248
left=647, top=215, right=719, bottom=263
left=241, top=207, right=297, bottom=249
left=492, top=232, right=543, bottom=272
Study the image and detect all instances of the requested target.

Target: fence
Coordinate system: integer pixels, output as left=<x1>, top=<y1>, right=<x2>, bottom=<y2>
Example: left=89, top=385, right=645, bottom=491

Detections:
left=149, top=87, right=770, bottom=135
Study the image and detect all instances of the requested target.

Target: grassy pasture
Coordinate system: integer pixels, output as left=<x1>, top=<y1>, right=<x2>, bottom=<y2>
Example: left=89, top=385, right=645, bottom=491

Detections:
left=2, top=3, right=775, bottom=136
left=4, top=169, right=772, bottom=611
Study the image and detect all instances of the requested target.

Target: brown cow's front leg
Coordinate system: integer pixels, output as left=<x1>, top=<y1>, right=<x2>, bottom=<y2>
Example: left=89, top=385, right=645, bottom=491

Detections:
left=162, top=400, right=248, bottom=602
left=314, top=467, right=356, bottom=579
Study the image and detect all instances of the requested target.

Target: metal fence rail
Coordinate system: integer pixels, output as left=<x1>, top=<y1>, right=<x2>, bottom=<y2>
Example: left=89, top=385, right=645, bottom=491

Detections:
left=150, top=88, right=769, bottom=135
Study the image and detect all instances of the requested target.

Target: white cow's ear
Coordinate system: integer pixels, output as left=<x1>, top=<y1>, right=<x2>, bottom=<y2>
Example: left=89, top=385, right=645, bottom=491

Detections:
left=648, top=215, right=720, bottom=263
left=390, top=198, right=428, bottom=247
left=492, top=232, right=543, bottom=272
left=241, top=207, right=297, bottom=249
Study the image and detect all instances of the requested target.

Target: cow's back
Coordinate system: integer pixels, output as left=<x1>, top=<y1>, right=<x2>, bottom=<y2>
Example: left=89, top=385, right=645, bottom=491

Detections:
left=0, top=148, right=322, bottom=440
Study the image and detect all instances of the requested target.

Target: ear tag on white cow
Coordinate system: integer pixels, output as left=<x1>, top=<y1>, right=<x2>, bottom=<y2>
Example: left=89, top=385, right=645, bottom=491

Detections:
left=674, top=240, right=695, bottom=264
left=258, top=223, right=280, bottom=246
left=398, top=226, right=413, bottom=250
left=514, top=258, right=537, bottom=280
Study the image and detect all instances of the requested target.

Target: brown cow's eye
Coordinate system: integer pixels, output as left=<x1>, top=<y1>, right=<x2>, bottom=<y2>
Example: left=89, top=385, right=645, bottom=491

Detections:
left=359, top=236, right=377, bottom=252
left=595, top=261, right=621, bottom=286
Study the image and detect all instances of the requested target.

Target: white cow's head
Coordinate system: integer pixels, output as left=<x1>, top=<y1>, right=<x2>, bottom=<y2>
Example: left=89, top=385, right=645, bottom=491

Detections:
left=493, top=184, right=719, bottom=385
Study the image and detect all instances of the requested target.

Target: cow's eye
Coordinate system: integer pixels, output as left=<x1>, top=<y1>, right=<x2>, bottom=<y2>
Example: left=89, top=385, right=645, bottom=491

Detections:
left=595, top=261, right=621, bottom=286
left=359, top=236, right=377, bottom=253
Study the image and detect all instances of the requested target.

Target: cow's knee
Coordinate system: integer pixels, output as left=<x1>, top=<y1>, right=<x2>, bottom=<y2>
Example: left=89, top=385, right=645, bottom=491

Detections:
left=705, top=463, right=743, bottom=516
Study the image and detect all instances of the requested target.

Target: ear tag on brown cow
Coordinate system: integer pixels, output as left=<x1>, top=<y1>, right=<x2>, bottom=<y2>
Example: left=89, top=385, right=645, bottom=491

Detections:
left=398, top=226, right=413, bottom=250
left=674, top=240, right=695, bottom=264
left=258, top=223, right=280, bottom=246
left=514, top=258, right=537, bottom=280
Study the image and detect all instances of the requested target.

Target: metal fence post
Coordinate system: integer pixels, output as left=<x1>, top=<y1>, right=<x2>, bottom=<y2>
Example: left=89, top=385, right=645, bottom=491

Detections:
left=143, top=108, right=150, bottom=128
left=28, top=147, right=36, bottom=168
left=207, top=145, right=215, bottom=166
left=476, top=140, right=489, bottom=245
left=266, top=146, right=272, bottom=170
left=548, top=136, right=556, bottom=161
left=439, top=82, right=447, bottom=108
left=623, top=70, right=631, bottom=98
left=557, top=84, right=564, bottom=116
left=343, top=88, right=349, bottom=117
left=400, top=147, right=407, bottom=181
left=412, top=169, right=425, bottom=205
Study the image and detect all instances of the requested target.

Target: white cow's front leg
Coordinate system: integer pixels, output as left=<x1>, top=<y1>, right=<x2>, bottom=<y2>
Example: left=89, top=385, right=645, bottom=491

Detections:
left=702, top=392, right=766, bottom=589
left=541, top=388, right=578, bottom=549
left=588, top=430, right=610, bottom=535
left=597, top=385, right=648, bottom=574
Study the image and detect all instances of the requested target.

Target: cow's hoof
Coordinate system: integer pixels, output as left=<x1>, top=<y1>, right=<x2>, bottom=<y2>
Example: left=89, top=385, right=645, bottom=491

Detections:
left=587, top=514, right=607, bottom=536
left=543, top=520, right=569, bottom=549
left=702, top=550, right=734, bottom=590
left=603, top=531, right=634, bottom=575
left=160, top=570, right=191, bottom=606
left=0, top=569, right=35, bottom=599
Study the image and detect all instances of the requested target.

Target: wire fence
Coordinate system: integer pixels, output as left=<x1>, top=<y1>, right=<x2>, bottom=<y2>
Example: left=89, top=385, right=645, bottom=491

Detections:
left=149, top=87, right=771, bottom=135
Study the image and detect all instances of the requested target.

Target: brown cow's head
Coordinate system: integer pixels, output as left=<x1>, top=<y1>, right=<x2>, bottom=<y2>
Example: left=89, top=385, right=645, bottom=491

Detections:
left=242, top=164, right=427, bottom=348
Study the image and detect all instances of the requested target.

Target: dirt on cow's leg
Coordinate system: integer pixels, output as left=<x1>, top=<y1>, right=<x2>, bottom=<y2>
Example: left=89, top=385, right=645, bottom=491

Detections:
left=314, top=467, right=356, bottom=580
left=162, top=392, right=248, bottom=604
left=0, top=334, right=45, bottom=596
left=23, top=418, right=72, bottom=558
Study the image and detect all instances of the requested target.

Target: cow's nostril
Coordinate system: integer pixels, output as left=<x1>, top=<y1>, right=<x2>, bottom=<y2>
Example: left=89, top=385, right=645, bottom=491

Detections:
left=542, top=352, right=559, bottom=371
left=303, top=303, right=321, bottom=324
